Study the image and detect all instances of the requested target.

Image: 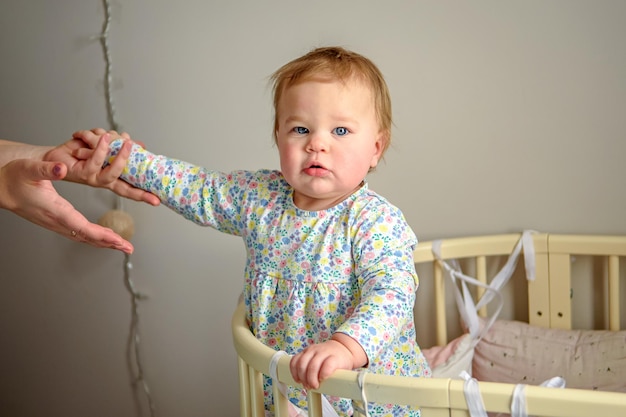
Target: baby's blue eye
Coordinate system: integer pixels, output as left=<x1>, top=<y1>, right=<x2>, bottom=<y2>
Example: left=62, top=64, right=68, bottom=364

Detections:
left=294, top=126, right=309, bottom=134
left=333, top=127, right=348, bottom=136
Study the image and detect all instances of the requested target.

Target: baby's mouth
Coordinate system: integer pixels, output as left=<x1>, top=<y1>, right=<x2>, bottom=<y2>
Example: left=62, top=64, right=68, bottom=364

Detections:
left=304, top=164, right=329, bottom=177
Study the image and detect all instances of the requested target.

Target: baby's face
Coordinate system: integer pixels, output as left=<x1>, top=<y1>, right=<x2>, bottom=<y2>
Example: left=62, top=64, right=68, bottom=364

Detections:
left=275, top=78, right=383, bottom=211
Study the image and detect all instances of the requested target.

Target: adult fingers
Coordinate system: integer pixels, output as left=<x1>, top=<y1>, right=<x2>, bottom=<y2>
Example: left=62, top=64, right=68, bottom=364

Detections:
left=108, top=180, right=161, bottom=206
left=51, top=205, right=133, bottom=254
left=72, top=222, right=134, bottom=254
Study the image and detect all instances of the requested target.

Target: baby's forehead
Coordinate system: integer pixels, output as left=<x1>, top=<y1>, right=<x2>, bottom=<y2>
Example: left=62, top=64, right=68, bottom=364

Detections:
left=280, top=75, right=375, bottom=101
left=289, top=72, right=370, bottom=88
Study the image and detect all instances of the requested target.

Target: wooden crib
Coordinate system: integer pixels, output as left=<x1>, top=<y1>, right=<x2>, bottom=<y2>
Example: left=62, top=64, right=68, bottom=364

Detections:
left=231, top=232, right=626, bottom=417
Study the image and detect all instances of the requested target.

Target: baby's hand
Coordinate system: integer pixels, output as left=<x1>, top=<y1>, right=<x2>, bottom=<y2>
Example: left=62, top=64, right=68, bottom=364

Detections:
left=72, top=128, right=146, bottom=150
left=60, top=129, right=159, bottom=206
left=289, top=334, right=367, bottom=390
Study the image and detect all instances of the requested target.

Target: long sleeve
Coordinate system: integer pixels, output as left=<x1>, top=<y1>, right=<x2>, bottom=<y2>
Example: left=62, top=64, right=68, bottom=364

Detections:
left=106, top=139, right=246, bottom=235
left=335, top=204, right=419, bottom=367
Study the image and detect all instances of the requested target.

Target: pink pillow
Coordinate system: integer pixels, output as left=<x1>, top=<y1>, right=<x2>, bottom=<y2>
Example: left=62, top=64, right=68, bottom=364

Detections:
left=423, top=334, right=474, bottom=378
left=473, top=320, right=626, bottom=392
left=423, top=335, right=466, bottom=369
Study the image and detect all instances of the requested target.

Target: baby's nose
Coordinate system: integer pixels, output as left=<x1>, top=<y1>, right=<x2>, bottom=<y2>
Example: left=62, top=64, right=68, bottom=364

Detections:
left=306, top=132, right=328, bottom=152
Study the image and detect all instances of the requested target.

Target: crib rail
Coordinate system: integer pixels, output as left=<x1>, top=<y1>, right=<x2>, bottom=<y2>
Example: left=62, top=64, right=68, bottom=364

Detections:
left=232, top=302, right=626, bottom=417
left=413, top=233, right=626, bottom=345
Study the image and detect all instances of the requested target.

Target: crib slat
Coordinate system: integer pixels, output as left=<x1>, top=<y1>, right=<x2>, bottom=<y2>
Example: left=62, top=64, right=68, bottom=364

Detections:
left=476, top=255, right=487, bottom=317
left=434, top=260, right=448, bottom=346
left=248, top=367, right=265, bottom=417
left=238, top=358, right=252, bottom=417
left=307, top=391, right=323, bottom=417
left=608, top=254, right=620, bottom=330
left=273, top=378, right=290, bottom=417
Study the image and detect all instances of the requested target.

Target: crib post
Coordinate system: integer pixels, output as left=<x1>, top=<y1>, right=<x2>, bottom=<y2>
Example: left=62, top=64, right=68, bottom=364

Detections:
left=528, top=234, right=551, bottom=328
left=475, top=255, right=487, bottom=317
left=547, top=251, right=573, bottom=329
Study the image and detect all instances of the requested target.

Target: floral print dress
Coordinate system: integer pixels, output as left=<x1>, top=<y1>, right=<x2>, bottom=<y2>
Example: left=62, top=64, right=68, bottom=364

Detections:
left=107, top=140, right=431, bottom=416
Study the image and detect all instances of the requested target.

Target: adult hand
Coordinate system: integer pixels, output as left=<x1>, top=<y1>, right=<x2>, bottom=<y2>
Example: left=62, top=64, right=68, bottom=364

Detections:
left=0, top=158, right=135, bottom=253
left=45, top=130, right=159, bottom=206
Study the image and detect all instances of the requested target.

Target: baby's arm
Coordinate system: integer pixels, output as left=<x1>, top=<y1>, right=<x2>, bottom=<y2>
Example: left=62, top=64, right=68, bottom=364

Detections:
left=289, top=333, right=367, bottom=390
left=296, top=206, right=417, bottom=389
left=91, top=134, right=245, bottom=234
left=290, top=207, right=417, bottom=389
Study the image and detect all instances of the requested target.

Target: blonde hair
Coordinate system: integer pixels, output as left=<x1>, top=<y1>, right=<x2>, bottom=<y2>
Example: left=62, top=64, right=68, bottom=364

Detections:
left=270, top=46, right=392, bottom=157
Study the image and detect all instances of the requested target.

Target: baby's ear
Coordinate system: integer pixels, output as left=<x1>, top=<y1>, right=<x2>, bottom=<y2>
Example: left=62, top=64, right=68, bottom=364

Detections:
left=371, top=132, right=387, bottom=165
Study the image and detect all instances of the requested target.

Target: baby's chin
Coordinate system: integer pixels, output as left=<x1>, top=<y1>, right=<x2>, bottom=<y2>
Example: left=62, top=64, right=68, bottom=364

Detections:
left=291, top=187, right=360, bottom=212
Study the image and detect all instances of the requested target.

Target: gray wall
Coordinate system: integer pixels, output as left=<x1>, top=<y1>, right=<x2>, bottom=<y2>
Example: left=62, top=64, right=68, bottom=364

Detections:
left=1, top=1, right=625, bottom=416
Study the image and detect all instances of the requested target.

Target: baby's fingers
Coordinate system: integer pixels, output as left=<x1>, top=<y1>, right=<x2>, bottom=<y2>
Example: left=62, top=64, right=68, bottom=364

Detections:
left=88, top=133, right=114, bottom=167
left=100, top=137, right=132, bottom=180
left=119, top=131, right=147, bottom=148
left=72, top=148, right=94, bottom=161
left=290, top=350, right=324, bottom=390
left=289, top=352, right=309, bottom=387
left=317, top=357, right=342, bottom=384
left=72, top=129, right=104, bottom=148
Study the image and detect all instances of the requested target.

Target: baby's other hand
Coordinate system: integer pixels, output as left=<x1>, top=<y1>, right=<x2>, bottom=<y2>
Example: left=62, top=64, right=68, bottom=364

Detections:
left=289, top=334, right=366, bottom=390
